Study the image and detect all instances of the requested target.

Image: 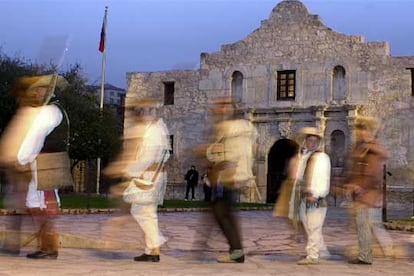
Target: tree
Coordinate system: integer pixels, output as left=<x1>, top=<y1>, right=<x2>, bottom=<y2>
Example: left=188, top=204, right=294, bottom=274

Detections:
left=57, top=65, right=122, bottom=165
left=0, top=53, right=38, bottom=132
left=0, top=53, right=123, bottom=192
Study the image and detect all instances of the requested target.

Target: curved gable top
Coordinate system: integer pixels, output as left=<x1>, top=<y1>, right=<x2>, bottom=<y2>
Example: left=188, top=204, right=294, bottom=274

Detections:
left=268, top=0, right=322, bottom=25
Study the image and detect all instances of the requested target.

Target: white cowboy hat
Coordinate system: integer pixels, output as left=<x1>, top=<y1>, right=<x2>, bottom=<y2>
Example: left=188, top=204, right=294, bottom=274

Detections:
left=298, top=127, right=323, bottom=139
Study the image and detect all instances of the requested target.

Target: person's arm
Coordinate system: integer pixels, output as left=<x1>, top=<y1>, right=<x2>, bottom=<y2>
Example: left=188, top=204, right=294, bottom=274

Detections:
left=17, top=105, right=63, bottom=165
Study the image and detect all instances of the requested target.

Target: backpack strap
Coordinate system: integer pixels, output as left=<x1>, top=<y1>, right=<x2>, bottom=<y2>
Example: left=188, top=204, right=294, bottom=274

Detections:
left=303, top=151, right=321, bottom=195
left=51, top=101, right=70, bottom=152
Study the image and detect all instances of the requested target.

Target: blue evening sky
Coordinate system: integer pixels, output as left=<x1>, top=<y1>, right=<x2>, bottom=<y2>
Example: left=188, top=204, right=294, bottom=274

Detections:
left=0, top=0, right=413, bottom=88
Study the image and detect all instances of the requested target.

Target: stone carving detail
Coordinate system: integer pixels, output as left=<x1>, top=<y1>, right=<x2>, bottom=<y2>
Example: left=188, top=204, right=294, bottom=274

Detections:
left=278, top=121, right=293, bottom=139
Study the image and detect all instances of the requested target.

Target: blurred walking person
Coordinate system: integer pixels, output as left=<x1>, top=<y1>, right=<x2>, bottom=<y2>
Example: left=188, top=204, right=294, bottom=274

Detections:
left=346, top=116, right=393, bottom=265
left=105, top=97, right=170, bottom=262
left=0, top=74, right=68, bottom=259
left=206, top=97, right=257, bottom=263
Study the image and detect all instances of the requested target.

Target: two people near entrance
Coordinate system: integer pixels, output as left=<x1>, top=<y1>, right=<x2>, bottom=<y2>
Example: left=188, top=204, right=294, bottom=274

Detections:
left=274, top=117, right=394, bottom=265
left=184, top=165, right=199, bottom=200
left=105, top=97, right=171, bottom=262
left=274, top=127, right=331, bottom=265
left=0, top=74, right=69, bottom=259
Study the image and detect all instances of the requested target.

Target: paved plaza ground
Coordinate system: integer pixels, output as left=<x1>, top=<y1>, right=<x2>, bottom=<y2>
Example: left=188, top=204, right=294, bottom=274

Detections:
left=0, top=207, right=413, bottom=275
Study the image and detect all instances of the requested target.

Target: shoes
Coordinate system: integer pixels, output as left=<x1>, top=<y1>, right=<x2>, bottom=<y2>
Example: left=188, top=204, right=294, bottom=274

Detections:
left=26, top=250, right=58, bottom=260
left=191, top=198, right=195, bottom=201
left=184, top=198, right=188, bottom=201
left=297, top=257, right=319, bottom=265
left=348, top=258, right=372, bottom=265
left=133, top=253, right=160, bottom=262
left=217, top=249, right=244, bottom=263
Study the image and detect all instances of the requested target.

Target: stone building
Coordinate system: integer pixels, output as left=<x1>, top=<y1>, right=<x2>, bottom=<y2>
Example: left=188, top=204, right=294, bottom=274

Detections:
left=125, top=0, right=414, bottom=205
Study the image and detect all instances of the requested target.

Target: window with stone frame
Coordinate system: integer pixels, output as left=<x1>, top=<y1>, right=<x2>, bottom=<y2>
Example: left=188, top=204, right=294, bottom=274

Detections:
left=277, top=70, right=296, bottom=100
left=231, top=71, right=243, bottom=102
left=332, top=65, right=346, bottom=102
left=163, top=81, right=175, bottom=105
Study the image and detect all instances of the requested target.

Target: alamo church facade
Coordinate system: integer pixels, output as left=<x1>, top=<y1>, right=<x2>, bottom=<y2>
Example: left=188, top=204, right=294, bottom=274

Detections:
left=125, top=0, right=414, bottom=205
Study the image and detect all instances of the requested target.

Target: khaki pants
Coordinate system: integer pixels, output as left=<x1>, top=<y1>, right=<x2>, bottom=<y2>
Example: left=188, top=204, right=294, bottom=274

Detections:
left=29, top=206, right=59, bottom=253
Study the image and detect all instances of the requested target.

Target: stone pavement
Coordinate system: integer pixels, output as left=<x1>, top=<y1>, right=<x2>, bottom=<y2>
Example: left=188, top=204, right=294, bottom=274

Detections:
left=0, top=207, right=413, bottom=275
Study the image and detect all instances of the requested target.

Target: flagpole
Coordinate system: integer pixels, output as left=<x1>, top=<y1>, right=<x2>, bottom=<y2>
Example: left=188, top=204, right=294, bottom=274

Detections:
left=97, top=6, right=108, bottom=195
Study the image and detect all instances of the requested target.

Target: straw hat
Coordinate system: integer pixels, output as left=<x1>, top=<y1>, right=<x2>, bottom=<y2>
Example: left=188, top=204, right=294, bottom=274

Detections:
left=354, top=116, right=380, bottom=134
left=298, top=127, right=323, bottom=139
left=14, top=74, right=67, bottom=105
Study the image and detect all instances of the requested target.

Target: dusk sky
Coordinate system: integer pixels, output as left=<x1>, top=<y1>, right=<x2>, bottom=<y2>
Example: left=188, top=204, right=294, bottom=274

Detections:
left=0, top=0, right=413, bottom=89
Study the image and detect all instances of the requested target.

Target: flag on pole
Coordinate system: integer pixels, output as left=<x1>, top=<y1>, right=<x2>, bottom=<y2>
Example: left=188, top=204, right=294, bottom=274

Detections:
left=98, top=7, right=107, bottom=53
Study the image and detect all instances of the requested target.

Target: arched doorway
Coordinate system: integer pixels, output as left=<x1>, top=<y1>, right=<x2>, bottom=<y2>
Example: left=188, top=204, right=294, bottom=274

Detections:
left=266, top=138, right=299, bottom=203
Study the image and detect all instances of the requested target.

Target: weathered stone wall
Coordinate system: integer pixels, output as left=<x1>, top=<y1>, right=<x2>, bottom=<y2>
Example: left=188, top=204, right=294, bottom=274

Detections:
left=126, top=70, right=210, bottom=189
left=126, top=0, right=414, bottom=202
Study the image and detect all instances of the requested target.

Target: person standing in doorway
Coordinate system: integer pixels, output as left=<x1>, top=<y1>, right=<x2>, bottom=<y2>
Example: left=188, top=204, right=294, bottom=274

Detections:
left=184, top=165, right=199, bottom=200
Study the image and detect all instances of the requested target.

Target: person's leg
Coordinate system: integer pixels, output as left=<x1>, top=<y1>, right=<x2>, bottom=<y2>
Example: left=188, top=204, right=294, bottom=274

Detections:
left=212, top=188, right=243, bottom=263
left=39, top=217, right=59, bottom=254
left=304, top=207, right=327, bottom=260
left=297, top=201, right=317, bottom=264
left=131, top=203, right=164, bottom=262
left=2, top=214, right=23, bottom=254
left=26, top=209, right=58, bottom=259
left=352, top=205, right=373, bottom=264
left=185, top=183, right=190, bottom=200
left=369, top=208, right=394, bottom=256
left=191, top=184, right=195, bottom=199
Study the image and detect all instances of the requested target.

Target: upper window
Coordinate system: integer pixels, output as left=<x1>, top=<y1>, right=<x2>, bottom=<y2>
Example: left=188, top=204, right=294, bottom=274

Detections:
left=231, top=71, right=243, bottom=103
left=277, top=70, right=296, bottom=100
left=332, top=65, right=346, bottom=102
left=163, top=81, right=175, bottom=105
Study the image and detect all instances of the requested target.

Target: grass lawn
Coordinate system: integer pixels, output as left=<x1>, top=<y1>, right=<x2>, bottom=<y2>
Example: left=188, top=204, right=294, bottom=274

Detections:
left=387, top=218, right=414, bottom=226
left=0, top=194, right=271, bottom=209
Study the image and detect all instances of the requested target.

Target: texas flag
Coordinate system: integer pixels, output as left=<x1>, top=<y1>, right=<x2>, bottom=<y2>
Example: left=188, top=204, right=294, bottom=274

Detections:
left=99, top=8, right=107, bottom=53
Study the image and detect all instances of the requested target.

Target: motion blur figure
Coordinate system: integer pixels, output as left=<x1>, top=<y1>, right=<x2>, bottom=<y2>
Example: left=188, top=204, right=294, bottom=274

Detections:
left=105, top=97, right=170, bottom=262
left=0, top=74, right=67, bottom=259
left=346, top=116, right=394, bottom=265
left=205, top=97, right=257, bottom=263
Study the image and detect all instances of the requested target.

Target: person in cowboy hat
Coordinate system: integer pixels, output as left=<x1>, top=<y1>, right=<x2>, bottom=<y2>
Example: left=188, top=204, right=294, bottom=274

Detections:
left=289, top=127, right=331, bottom=265
left=346, top=116, right=394, bottom=265
left=0, top=74, right=67, bottom=259
left=106, top=96, right=171, bottom=262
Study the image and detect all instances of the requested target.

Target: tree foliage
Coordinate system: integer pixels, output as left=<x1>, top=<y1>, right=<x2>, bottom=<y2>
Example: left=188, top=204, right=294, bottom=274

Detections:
left=0, top=52, right=122, bottom=167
